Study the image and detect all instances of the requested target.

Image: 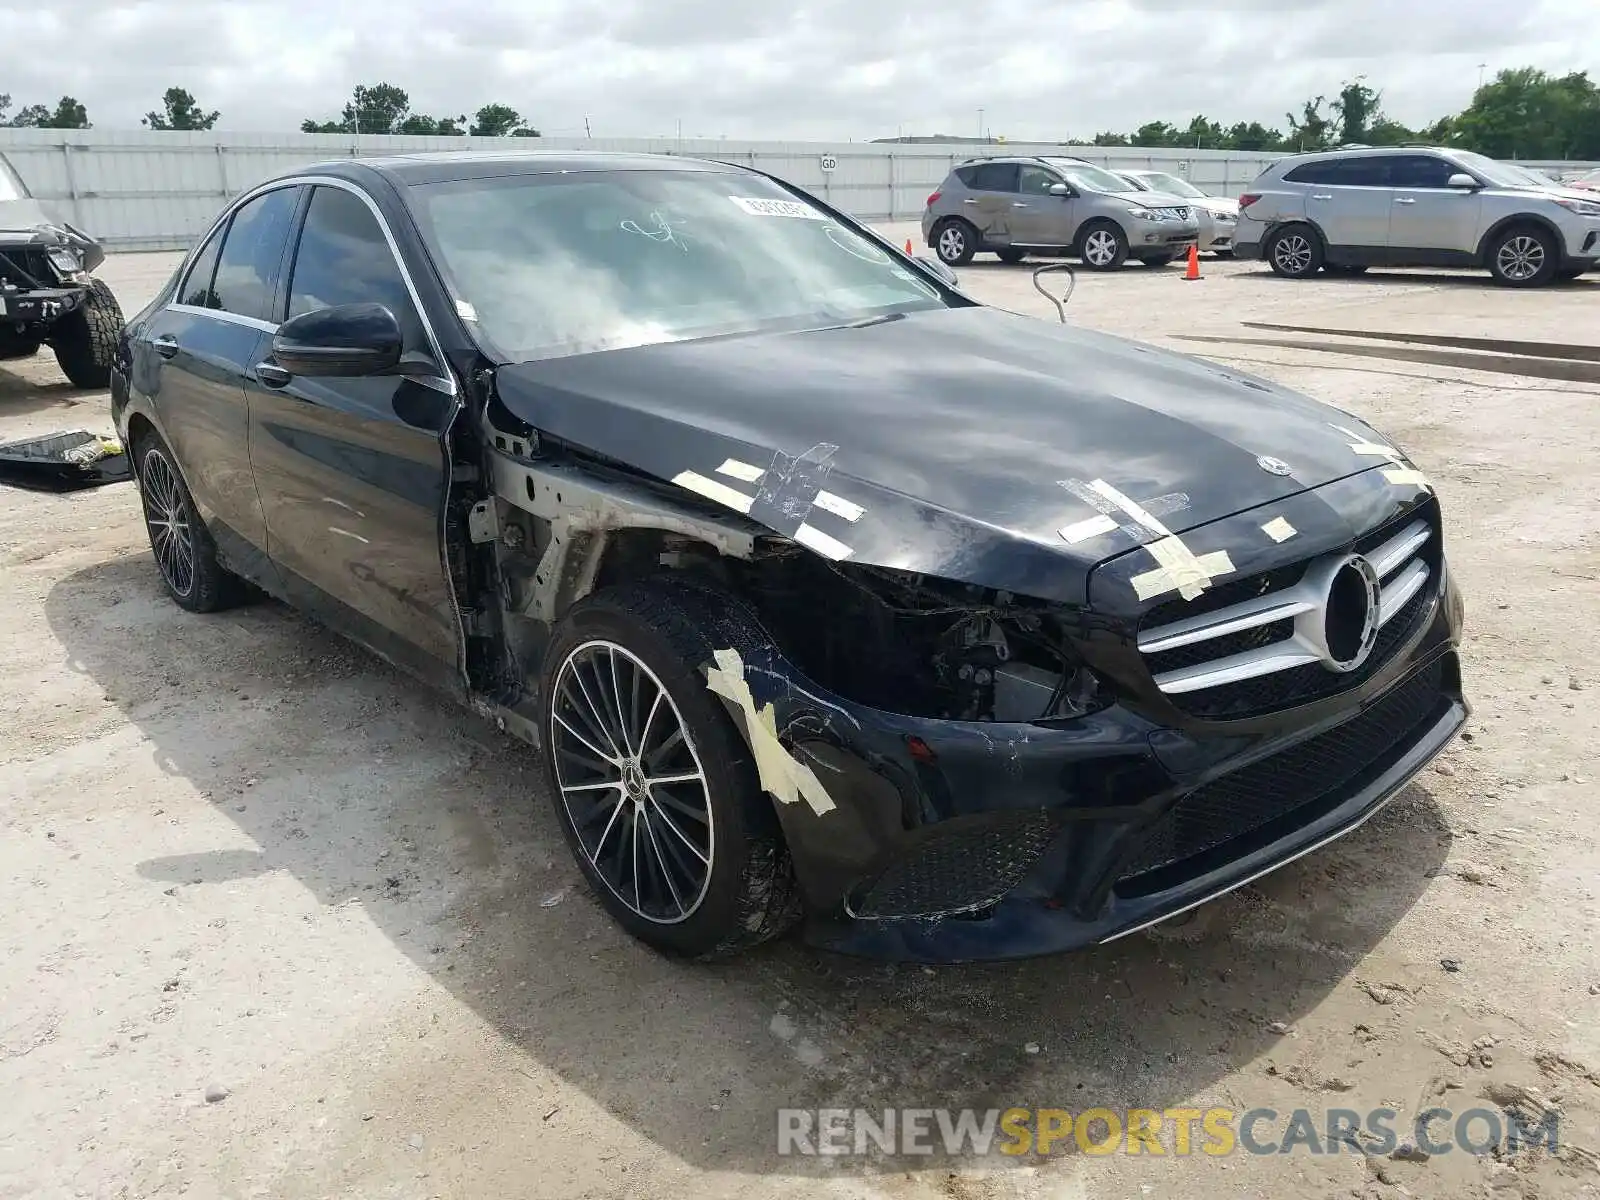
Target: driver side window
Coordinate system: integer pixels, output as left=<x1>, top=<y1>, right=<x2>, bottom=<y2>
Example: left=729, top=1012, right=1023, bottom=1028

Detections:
left=1017, top=166, right=1060, bottom=196
left=286, top=185, right=424, bottom=350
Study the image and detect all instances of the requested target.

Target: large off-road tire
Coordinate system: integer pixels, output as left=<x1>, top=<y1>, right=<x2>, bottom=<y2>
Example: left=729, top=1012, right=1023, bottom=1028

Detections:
left=133, top=429, right=248, bottom=613
left=52, top=278, right=124, bottom=389
left=932, top=218, right=978, bottom=266
left=538, top=579, right=803, bottom=959
left=1077, top=220, right=1128, bottom=270
left=1265, top=224, right=1323, bottom=279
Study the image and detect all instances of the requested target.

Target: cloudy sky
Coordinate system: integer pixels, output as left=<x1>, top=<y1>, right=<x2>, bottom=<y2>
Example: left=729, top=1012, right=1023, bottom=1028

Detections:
left=0, top=0, right=1590, bottom=141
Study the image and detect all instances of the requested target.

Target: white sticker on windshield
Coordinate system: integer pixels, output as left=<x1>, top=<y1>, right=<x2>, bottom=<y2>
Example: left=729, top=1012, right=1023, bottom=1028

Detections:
left=728, top=196, right=826, bottom=220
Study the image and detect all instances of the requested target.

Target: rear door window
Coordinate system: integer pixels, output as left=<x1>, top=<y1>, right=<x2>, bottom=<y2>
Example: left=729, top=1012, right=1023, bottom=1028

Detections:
left=177, top=227, right=224, bottom=309
left=1285, top=158, right=1392, bottom=187
left=210, top=186, right=302, bottom=322
left=966, top=162, right=1020, bottom=192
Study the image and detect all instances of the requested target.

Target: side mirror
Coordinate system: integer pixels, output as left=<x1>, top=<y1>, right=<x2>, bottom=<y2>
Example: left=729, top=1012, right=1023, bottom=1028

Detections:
left=1048, top=182, right=1072, bottom=197
left=272, top=303, right=402, bottom=378
left=1446, top=173, right=1480, bottom=190
left=915, top=255, right=958, bottom=287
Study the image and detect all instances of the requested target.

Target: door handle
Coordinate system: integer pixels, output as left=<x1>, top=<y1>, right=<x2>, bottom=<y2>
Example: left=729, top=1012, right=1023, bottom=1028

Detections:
left=1011, top=202, right=1030, bottom=208
left=253, top=361, right=292, bottom=388
left=1310, top=193, right=1333, bottom=201
left=152, top=334, right=179, bottom=359
left=963, top=197, right=979, bottom=205
left=1394, top=197, right=1416, bottom=204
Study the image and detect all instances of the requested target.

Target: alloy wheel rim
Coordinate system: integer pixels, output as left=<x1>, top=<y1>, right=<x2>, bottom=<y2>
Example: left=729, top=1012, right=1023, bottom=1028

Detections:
left=1274, top=235, right=1312, bottom=273
left=1085, top=230, right=1117, bottom=265
left=139, top=448, right=196, bottom=597
left=1497, top=236, right=1543, bottom=281
left=938, top=226, right=965, bottom=261
left=549, top=640, right=715, bottom=924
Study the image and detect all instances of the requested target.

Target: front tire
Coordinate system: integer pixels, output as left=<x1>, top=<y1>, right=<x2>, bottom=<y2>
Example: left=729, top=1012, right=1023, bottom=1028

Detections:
left=1078, top=221, right=1128, bottom=271
left=52, top=278, right=123, bottom=389
left=1265, top=224, right=1323, bottom=278
left=933, top=219, right=977, bottom=266
left=1487, top=225, right=1558, bottom=287
left=133, top=431, right=247, bottom=613
left=538, top=581, right=802, bottom=959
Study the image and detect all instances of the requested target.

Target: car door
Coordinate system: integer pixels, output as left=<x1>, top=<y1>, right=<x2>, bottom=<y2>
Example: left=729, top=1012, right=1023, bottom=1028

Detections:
left=1387, top=154, right=1483, bottom=256
left=247, top=182, right=462, bottom=676
left=960, top=162, right=1021, bottom=245
left=130, top=185, right=302, bottom=584
left=1012, top=165, right=1076, bottom=246
left=1290, top=157, right=1394, bottom=252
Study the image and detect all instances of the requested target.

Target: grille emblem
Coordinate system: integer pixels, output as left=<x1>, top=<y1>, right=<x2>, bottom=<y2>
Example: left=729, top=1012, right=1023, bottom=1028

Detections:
left=1319, top=554, right=1382, bottom=673
left=1256, top=455, right=1292, bottom=476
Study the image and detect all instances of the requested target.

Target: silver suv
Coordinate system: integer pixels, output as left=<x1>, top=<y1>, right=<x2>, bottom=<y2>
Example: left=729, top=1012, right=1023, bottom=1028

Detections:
left=1235, top=146, right=1600, bottom=287
left=922, top=156, right=1200, bottom=270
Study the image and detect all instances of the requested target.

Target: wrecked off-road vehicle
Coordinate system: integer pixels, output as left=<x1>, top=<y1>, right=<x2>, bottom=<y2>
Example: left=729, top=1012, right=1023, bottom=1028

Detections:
left=113, top=152, right=1466, bottom=963
left=0, top=151, right=124, bottom=388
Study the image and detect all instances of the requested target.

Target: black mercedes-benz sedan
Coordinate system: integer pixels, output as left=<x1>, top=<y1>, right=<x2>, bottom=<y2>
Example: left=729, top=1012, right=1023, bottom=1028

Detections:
left=111, top=151, right=1466, bottom=962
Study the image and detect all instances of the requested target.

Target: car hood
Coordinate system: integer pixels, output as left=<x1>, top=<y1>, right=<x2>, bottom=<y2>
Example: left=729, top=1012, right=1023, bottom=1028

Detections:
left=0, top=198, right=56, bottom=236
left=494, top=306, right=1411, bottom=606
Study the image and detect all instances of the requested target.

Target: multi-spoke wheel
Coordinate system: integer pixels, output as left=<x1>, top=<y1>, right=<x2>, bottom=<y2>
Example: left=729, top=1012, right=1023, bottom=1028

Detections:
left=1487, top=225, right=1556, bottom=287
left=1077, top=221, right=1128, bottom=271
left=550, top=640, right=715, bottom=924
left=1265, top=224, right=1322, bottom=279
left=132, top=430, right=247, bottom=612
left=538, top=581, right=802, bottom=958
left=933, top=219, right=976, bottom=266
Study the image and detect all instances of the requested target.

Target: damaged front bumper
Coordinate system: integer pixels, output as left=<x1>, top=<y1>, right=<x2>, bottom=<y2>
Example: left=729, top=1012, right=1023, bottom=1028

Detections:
left=720, top=570, right=1466, bottom=963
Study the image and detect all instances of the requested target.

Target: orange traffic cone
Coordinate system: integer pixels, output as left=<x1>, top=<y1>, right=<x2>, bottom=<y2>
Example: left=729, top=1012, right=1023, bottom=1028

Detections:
left=905, top=238, right=915, bottom=255
left=1183, top=245, right=1202, bottom=281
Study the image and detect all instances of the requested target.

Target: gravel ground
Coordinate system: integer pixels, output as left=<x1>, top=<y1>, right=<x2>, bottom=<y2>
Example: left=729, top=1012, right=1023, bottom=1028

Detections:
left=2, top=235, right=1597, bottom=1200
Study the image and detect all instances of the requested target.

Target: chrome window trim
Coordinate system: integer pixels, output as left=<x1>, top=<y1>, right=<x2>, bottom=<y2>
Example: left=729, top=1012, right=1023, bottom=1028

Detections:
left=167, top=174, right=459, bottom=399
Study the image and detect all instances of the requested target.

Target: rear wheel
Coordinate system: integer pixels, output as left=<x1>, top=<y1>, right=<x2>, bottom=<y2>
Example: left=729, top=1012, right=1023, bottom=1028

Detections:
left=1078, top=221, right=1128, bottom=270
left=1265, top=224, right=1323, bottom=278
left=933, top=219, right=977, bottom=266
left=133, top=430, right=248, bottom=613
left=538, top=580, right=802, bottom=959
left=995, top=247, right=1026, bottom=265
left=1487, top=225, right=1557, bottom=287
left=52, top=278, right=123, bottom=389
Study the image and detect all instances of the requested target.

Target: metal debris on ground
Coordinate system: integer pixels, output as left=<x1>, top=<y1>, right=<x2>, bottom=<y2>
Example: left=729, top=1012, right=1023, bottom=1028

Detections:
left=0, top=430, right=131, bottom=491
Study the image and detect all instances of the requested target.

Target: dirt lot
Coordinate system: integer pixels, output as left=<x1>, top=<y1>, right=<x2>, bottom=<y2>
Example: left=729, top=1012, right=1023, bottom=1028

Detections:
left=2, top=236, right=1598, bottom=1200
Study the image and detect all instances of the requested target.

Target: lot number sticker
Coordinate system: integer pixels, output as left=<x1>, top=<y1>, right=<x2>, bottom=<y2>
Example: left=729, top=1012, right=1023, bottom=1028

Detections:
left=728, top=196, right=826, bottom=219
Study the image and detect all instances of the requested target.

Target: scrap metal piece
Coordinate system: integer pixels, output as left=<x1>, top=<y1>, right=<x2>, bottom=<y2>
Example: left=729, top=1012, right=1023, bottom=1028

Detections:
left=0, top=430, right=131, bottom=491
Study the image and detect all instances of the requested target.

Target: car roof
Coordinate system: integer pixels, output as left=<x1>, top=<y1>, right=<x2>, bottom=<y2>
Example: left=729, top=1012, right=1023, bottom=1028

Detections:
left=1272, top=144, right=1450, bottom=165
left=281, top=150, right=745, bottom=188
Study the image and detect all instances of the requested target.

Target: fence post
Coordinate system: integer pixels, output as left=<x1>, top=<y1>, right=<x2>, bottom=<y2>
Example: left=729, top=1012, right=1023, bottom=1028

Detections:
left=58, top=141, right=80, bottom=228
left=887, top=152, right=895, bottom=220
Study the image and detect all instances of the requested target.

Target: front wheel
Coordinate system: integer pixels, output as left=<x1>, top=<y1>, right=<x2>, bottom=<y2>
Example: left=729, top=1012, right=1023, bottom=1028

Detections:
left=1078, top=221, right=1128, bottom=271
left=538, top=581, right=802, bottom=959
left=933, top=220, right=977, bottom=266
left=1265, top=224, right=1323, bottom=279
left=1487, top=226, right=1558, bottom=287
left=52, top=278, right=123, bottom=389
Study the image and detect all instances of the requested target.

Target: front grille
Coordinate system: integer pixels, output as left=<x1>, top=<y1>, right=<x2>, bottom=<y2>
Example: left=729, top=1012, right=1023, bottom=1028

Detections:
left=1137, top=500, right=1441, bottom=720
left=850, top=811, right=1059, bottom=919
left=1116, top=657, right=1446, bottom=887
left=0, top=246, right=54, bottom=290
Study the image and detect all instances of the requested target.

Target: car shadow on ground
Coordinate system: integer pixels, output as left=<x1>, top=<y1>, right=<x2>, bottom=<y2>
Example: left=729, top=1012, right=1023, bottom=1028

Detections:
left=47, top=555, right=1452, bottom=1178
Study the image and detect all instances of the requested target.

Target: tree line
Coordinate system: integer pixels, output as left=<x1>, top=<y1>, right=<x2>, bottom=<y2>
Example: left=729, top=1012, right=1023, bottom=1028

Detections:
left=1075, top=69, right=1600, bottom=161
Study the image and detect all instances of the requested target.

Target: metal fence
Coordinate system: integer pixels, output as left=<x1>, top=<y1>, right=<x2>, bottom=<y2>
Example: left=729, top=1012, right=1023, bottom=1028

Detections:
left=2, top=128, right=1595, bottom=252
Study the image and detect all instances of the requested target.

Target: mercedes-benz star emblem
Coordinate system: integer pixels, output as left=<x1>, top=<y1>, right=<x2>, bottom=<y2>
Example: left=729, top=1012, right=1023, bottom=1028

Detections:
left=1320, top=554, right=1383, bottom=673
left=1256, top=455, right=1293, bottom=476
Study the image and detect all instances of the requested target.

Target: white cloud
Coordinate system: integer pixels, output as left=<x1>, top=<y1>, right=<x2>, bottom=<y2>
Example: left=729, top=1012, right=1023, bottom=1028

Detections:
left=0, top=0, right=1590, bottom=140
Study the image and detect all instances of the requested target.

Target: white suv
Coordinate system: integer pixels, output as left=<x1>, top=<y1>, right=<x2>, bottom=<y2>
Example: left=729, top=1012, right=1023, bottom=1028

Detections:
left=1234, top=146, right=1600, bottom=287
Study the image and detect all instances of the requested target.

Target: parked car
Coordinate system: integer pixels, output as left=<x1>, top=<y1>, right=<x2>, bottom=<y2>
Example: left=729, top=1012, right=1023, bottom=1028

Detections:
left=1235, top=145, right=1600, bottom=286
left=114, top=152, right=1465, bottom=962
left=923, top=156, right=1200, bottom=270
left=1567, top=168, right=1600, bottom=193
left=0, top=150, right=125, bottom=387
left=1115, top=169, right=1239, bottom=256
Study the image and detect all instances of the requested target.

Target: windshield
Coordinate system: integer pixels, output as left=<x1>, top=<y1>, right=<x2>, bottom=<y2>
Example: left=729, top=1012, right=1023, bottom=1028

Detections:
left=0, top=155, right=27, bottom=202
left=1448, top=151, right=1547, bottom=190
left=1039, top=159, right=1140, bottom=194
left=409, top=170, right=951, bottom=362
left=1136, top=172, right=1205, bottom=198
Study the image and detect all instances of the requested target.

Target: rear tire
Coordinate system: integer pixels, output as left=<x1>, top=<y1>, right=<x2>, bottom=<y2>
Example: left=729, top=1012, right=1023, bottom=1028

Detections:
left=933, top=219, right=977, bottom=266
left=52, top=278, right=123, bottom=389
left=1265, top=224, right=1323, bottom=279
left=538, top=580, right=803, bottom=959
left=132, top=430, right=248, bottom=613
left=1487, top=225, right=1558, bottom=287
left=995, top=247, right=1026, bottom=264
left=1078, top=221, right=1128, bottom=271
